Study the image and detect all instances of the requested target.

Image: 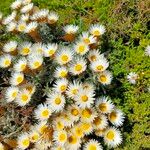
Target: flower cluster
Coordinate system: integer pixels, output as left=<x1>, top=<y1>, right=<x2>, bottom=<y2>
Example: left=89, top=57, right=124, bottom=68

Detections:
left=0, top=0, right=125, bottom=150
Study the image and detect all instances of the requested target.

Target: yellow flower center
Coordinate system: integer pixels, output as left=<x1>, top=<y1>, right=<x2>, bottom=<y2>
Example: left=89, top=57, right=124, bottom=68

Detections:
left=60, top=71, right=67, bottom=77
left=61, top=55, right=69, bottom=62
left=59, top=133, right=66, bottom=142
left=12, top=91, right=17, bottom=98
left=74, top=64, right=82, bottom=72
left=60, top=85, right=66, bottom=91
left=89, top=144, right=97, bottom=150
left=93, top=30, right=100, bottom=36
left=82, top=109, right=92, bottom=118
left=72, top=89, right=78, bottom=95
left=17, top=76, right=23, bottom=84
left=81, top=123, right=91, bottom=131
left=21, top=64, right=26, bottom=70
left=93, top=117, right=102, bottom=126
left=96, top=65, right=103, bottom=71
left=78, top=45, right=85, bottom=53
left=71, top=108, right=79, bottom=116
left=31, top=133, right=39, bottom=141
left=90, top=55, right=96, bottom=61
left=68, top=135, right=77, bottom=144
left=37, top=48, right=43, bottom=53
left=55, top=97, right=61, bottom=105
left=99, top=103, right=107, bottom=112
left=10, top=47, right=15, bottom=51
left=19, top=25, right=26, bottom=31
left=39, top=125, right=48, bottom=134
left=22, top=47, right=30, bottom=55
left=21, top=94, right=28, bottom=102
left=83, top=38, right=90, bottom=44
left=22, top=139, right=30, bottom=147
left=109, top=112, right=117, bottom=121
left=75, top=127, right=83, bottom=137
left=57, top=121, right=64, bottom=130
left=41, top=109, right=49, bottom=117
left=106, top=131, right=115, bottom=140
left=33, top=61, right=41, bottom=68
left=99, top=75, right=107, bottom=82
left=48, top=49, right=55, bottom=56
left=4, top=59, right=11, bottom=66
left=81, top=95, right=88, bottom=102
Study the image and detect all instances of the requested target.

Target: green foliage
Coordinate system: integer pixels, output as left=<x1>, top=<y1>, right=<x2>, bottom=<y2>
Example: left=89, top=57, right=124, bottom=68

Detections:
left=0, top=0, right=150, bottom=149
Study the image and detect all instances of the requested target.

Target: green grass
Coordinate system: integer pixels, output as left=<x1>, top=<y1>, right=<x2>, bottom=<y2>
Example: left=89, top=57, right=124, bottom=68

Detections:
left=0, top=0, right=150, bottom=149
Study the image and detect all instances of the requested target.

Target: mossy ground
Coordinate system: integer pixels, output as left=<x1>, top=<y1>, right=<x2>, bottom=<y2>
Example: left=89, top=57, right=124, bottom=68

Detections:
left=0, top=0, right=150, bottom=149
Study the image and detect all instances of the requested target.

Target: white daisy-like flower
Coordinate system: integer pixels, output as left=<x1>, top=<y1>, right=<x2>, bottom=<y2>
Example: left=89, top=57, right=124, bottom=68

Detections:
left=53, top=78, right=68, bottom=93
left=0, top=54, right=12, bottom=68
left=71, top=124, right=84, bottom=138
left=17, top=21, right=27, bottom=32
left=48, top=12, right=59, bottom=24
left=127, top=72, right=138, bottom=84
left=69, top=57, right=87, bottom=75
left=29, top=130, right=40, bottom=143
left=80, top=32, right=96, bottom=45
left=80, top=107, right=97, bottom=123
left=17, top=133, right=30, bottom=150
left=74, top=88, right=95, bottom=108
left=31, top=9, right=49, bottom=21
left=52, top=117, right=65, bottom=131
left=89, top=24, right=105, bottom=37
left=51, top=145, right=65, bottom=150
left=13, top=57, right=27, bottom=72
left=96, top=97, right=114, bottom=114
left=31, top=43, right=46, bottom=55
left=6, top=21, right=17, bottom=32
left=34, top=139, right=51, bottom=150
left=104, top=127, right=122, bottom=148
left=5, top=86, right=19, bottom=102
left=24, top=21, right=38, bottom=33
left=145, top=45, right=150, bottom=56
left=83, top=139, right=103, bottom=150
left=54, top=66, right=68, bottom=78
left=0, top=142, right=4, bottom=150
left=35, top=121, right=48, bottom=134
left=44, top=43, right=58, bottom=57
left=65, top=133, right=81, bottom=150
left=88, top=49, right=104, bottom=62
left=82, top=82, right=95, bottom=92
left=18, top=41, right=32, bottom=56
left=22, top=0, right=32, bottom=5
left=2, top=11, right=16, bottom=25
left=95, top=128, right=106, bottom=137
left=67, top=104, right=80, bottom=122
left=20, top=3, right=33, bottom=13
left=3, top=41, right=17, bottom=53
left=74, top=41, right=89, bottom=55
left=55, top=47, right=74, bottom=65
left=108, top=109, right=124, bottom=127
left=11, top=0, right=22, bottom=10
left=66, top=80, right=82, bottom=99
left=22, top=82, right=36, bottom=95
left=53, top=130, right=68, bottom=146
left=34, top=103, right=52, bottom=120
left=10, top=72, right=24, bottom=86
left=47, top=91, right=66, bottom=112
left=16, top=89, right=31, bottom=106
left=27, top=54, right=43, bottom=70
left=80, top=122, right=93, bottom=135
left=90, top=58, right=109, bottom=72
left=98, top=70, right=113, bottom=85
left=20, top=14, right=29, bottom=22
left=93, top=115, right=108, bottom=130
left=63, top=25, right=79, bottom=34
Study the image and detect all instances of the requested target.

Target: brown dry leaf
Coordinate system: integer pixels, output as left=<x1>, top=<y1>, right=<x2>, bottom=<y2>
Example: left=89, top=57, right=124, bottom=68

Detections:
left=0, top=106, right=5, bottom=117
left=4, top=139, right=17, bottom=148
